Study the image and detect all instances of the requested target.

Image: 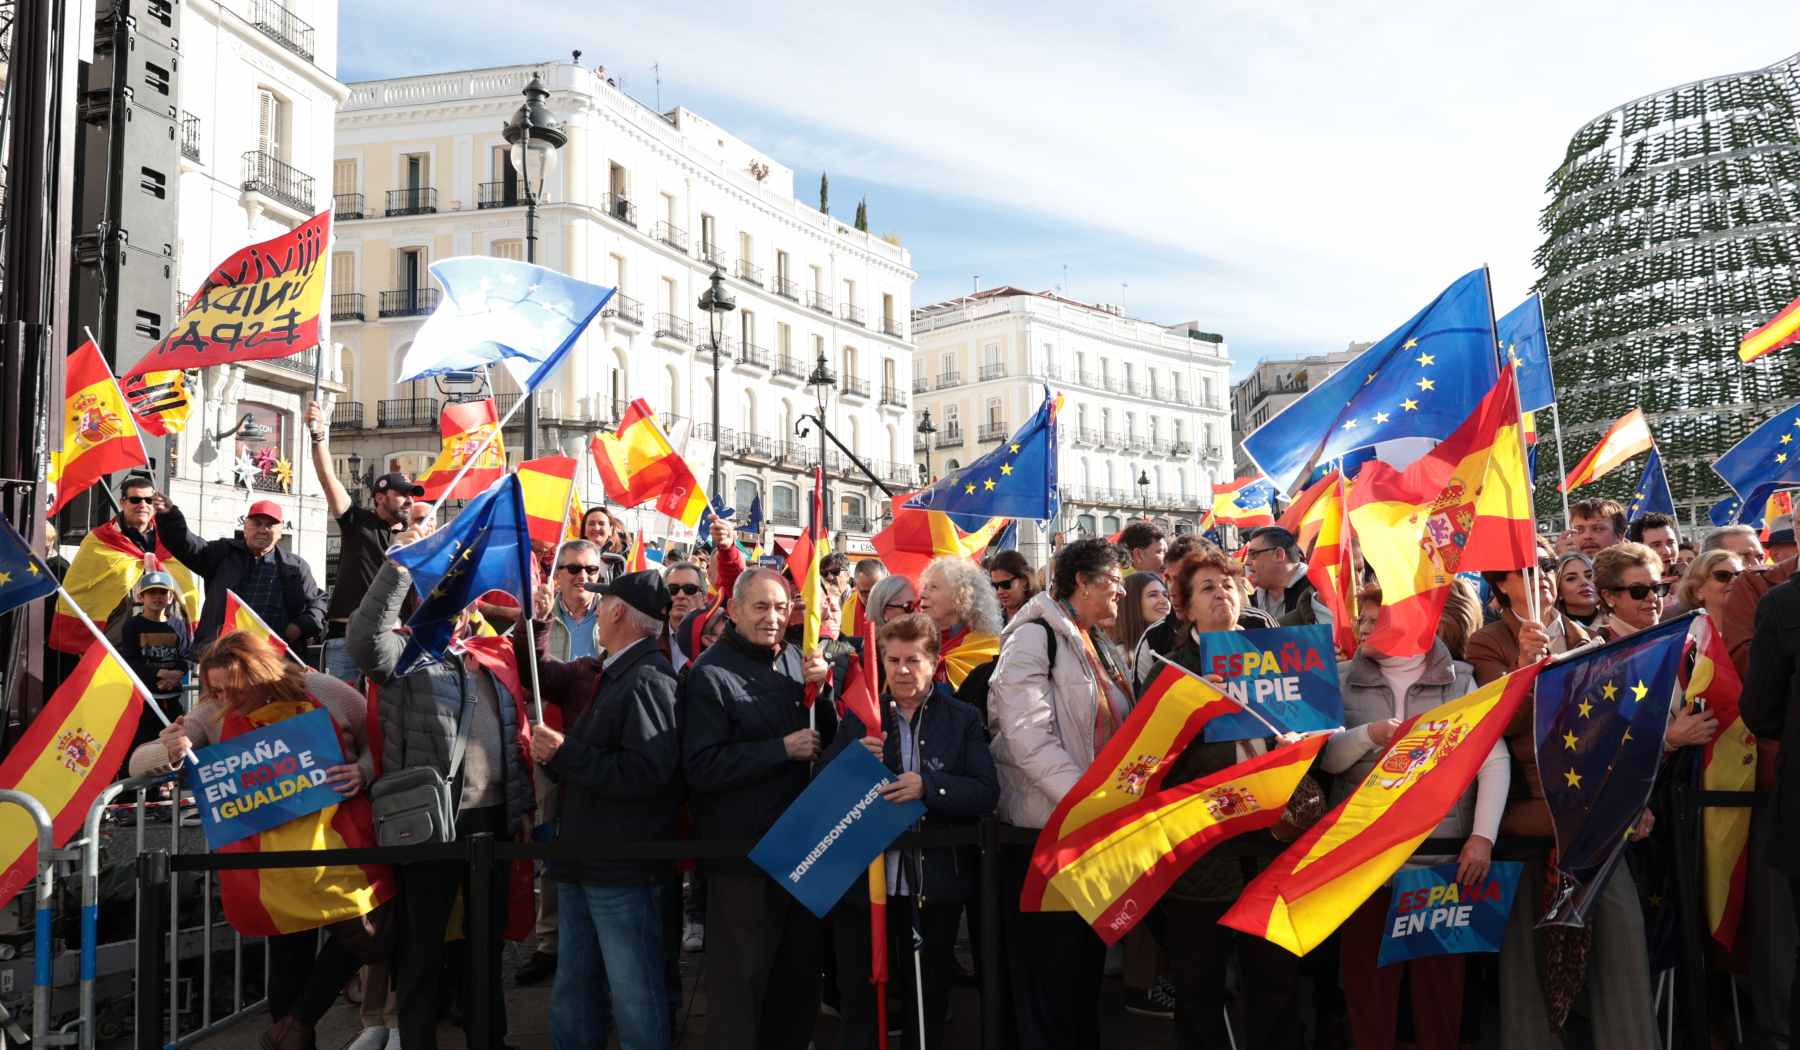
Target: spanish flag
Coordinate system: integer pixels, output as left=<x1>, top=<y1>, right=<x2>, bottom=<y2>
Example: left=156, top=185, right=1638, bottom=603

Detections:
left=1560, top=408, right=1654, bottom=493
left=1301, top=475, right=1358, bottom=659
left=1024, top=663, right=1242, bottom=911
left=626, top=527, right=649, bottom=574
left=216, top=698, right=395, bottom=936
left=1687, top=613, right=1754, bottom=948
left=51, top=522, right=200, bottom=653
left=1222, top=663, right=1540, bottom=956
left=0, top=628, right=146, bottom=908
left=1740, top=293, right=1800, bottom=363
left=223, top=589, right=300, bottom=664
left=590, top=399, right=710, bottom=527
left=565, top=490, right=586, bottom=543
left=786, top=468, right=829, bottom=687
left=418, top=399, right=505, bottom=501
left=1209, top=476, right=1277, bottom=528
left=1278, top=470, right=1340, bottom=551
left=1042, top=734, right=1327, bottom=943
left=47, top=341, right=148, bottom=515
left=870, top=490, right=1006, bottom=583
left=939, top=626, right=1001, bottom=690
left=518, top=455, right=579, bottom=549
left=1349, top=372, right=1535, bottom=658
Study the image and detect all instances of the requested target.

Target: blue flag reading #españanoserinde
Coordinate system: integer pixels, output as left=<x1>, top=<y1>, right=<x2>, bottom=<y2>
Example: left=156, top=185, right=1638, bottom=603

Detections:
left=396, top=257, right=614, bottom=394
left=1242, top=268, right=1499, bottom=495
left=1534, top=614, right=1690, bottom=927
left=1497, top=294, right=1557, bottom=414
left=1628, top=448, right=1676, bottom=523
left=1711, top=401, right=1800, bottom=505
left=905, top=389, right=1059, bottom=528
left=388, top=474, right=534, bottom=676
left=0, top=515, right=57, bottom=618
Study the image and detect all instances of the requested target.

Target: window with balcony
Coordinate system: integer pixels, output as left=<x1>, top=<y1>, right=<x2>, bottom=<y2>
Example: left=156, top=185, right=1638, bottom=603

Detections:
left=606, top=163, right=634, bottom=225
left=772, top=483, right=799, bottom=525
left=330, top=251, right=360, bottom=322
left=389, top=153, right=435, bottom=216
left=882, top=294, right=897, bottom=337
left=776, top=251, right=794, bottom=299
left=840, top=494, right=868, bottom=532
left=258, top=88, right=288, bottom=160
left=251, top=0, right=315, bottom=61
left=481, top=146, right=520, bottom=208
left=699, top=213, right=720, bottom=263
left=1173, top=373, right=1185, bottom=403
left=491, top=239, right=523, bottom=261
left=332, top=159, right=359, bottom=218
left=735, top=478, right=762, bottom=517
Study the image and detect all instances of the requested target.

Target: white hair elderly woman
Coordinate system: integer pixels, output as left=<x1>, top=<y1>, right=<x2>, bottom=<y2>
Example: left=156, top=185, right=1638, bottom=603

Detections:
left=917, top=556, right=1004, bottom=710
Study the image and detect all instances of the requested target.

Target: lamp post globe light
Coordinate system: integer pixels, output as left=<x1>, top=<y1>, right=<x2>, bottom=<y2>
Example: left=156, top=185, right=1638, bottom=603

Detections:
left=502, top=73, right=567, bottom=460
left=1137, top=469, right=1150, bottom=510
left=916, top=408, right=937, bottom=485
left=698, top=267, right=736, bottom=509
left=807, top=350, right=835, bottom=533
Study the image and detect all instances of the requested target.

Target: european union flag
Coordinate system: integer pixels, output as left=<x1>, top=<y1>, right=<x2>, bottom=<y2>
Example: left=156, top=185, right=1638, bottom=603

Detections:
left=1712, top=401, right=1800, bottom=505
left=1497, top=295, right=1557, bottom=413
left=389, top=475, right=533, bottom=676
left=1627, top=449, right=1675, bottom=523
left=1243, top=269, right=1499, bottom=494
left=906, top=390, right=1059, bottom=527
left=1534, top=614, right=1690, bottom=927
left=0, top=516, right=56, bottom=618
left=746, top=495, right=764, bottom=536
left=988, top=519, right=1019, bottom=552
left=397, top=258, right=614, bottom=394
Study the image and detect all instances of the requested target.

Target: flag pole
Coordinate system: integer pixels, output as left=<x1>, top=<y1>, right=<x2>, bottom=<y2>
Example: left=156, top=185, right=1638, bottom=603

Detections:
left=1151, top=652, right=1288, bottom=737
left=1508, top=365, right=1544, bottom=626
left=53, top=583, right=189, bottom=751
left=1549, top=403, right=1574, bottom=527
left=297, top=344, right=325, bottom=508
left=522, top=612, right=545, bottom=726
left=82, top=326, right=153, bottom=473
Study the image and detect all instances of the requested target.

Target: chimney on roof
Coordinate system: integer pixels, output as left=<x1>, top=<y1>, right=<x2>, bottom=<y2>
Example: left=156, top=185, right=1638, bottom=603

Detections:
left=572, top=50, right=582, bottom=66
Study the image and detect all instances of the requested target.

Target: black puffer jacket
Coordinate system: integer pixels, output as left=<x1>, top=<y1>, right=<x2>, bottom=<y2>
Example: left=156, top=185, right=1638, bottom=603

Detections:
left=681, top=622, right=837, bottom=872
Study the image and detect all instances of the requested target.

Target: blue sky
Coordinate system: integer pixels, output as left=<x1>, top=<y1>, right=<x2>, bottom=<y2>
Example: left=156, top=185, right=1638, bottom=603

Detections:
left=340, top=5, right=1800, bottom=378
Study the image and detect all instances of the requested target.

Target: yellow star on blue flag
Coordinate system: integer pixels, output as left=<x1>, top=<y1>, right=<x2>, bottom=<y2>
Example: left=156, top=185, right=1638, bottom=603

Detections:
left=908, top=388, right=1061, bottom=527
left=0, top=516, right=57, bottom=618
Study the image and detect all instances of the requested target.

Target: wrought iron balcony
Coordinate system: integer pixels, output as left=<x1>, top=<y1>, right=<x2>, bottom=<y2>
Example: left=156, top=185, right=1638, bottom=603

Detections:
left=603, top=292, right=644, bottom=326
left=377, top=398, right=439, bottom=429
left=841, top=376, right=871, bottom=399
left=251, top=0, right=315, bottom=61
left=386, top=188, right=437, bottom=217
left=602, top=194, right=638, bottom=228
left=735, top=259, right=763, bottom=286
left=880, top=385, right=907, bottom=408
left=241, top=150, right=315, bottom=214
left=882, top=317, right=904, bottom=339
left=698, top=337, right=733, bottom=366
left=258, top=347, right=320, bottom=377
left=699, top=240, right=726, bottom=267
left=736, top=343, right=771, bottom=369
left=734, top=434, right=775, bottom=461
left=478, top=181, right=520, bottom=209
left=771, top=508, right=800, bottom=527
left=330, top=401, right=363, bottom=430
left=331, top=293, right=365, bottom=322
left=379, top=288, right=440, bottom=318
left=774, top=276, right=799, bottom=301
left=1171, top=441, right=1193, bottom=458
left=935, top=372, right=960, bottom=390
left=805, top=290, right=834, bottom=314
left=653, top=313, right=693, bottom=343
left=936, top=428, right=963, bottom=448
left=840, top=303, right=865, bottom=327
left=333, top=193, right=365, bottom=220
left=1201, top=445, right=1225, bottom=461
left=979, top=363, right=1006, bottom=382
left=912, top=376, right=929, bottom=394
left=180, top=111, right=200, bottom=162
left=449, top=391, right=522, bottom=417
left=842, top=514, right=871, bottom=533
left=978, top=422, right=1010, bottom=442
left=653, top=221, right=688, bottom=253
left=1076, top=427, right=1100, bottom=446
left=775, top=353, right=808, bottom=380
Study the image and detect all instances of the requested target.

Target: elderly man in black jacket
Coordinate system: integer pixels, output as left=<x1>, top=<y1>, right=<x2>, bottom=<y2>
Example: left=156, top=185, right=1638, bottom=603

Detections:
left=824, top=612, right=998, bottom=1050
left=1744, top=576, right=1800, bottom=1043
left=522, top=570, right=682, bottom=1050
left=155, top=497, right=327, bottom=648
left=683, top=565, right=834, bottom=1050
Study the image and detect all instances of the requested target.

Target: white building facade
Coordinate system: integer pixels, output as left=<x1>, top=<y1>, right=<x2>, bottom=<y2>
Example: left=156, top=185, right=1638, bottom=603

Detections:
left=160, top=0, right=348, bottom=574
left=910, top=288, right=1234, bottom=562
left=1228, top=345, right=1365, bottom=466
left=328, top=61, right=917, bottom=563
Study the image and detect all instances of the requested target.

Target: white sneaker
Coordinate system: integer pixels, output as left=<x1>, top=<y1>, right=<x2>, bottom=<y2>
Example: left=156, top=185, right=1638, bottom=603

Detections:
left=343, top=1028, right=387, bottom=1050
left=682, top=919, right=705, bottom=952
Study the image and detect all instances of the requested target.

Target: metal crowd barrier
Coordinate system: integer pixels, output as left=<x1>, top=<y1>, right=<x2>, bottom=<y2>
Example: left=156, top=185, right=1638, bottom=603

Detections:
left=0, top=791, right=56, bottom=1050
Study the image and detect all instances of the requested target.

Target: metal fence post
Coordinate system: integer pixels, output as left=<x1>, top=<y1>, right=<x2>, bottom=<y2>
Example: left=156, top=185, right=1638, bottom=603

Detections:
left=978, top=818, right=1003, bottom=1050
left=0, top=790, right=55, bottom=1049
left=78, top=774, right=174, bottom=1050
left=467, top=832, right=497, bottom=1050
left=1669, top=779, right=1710, bottom=1050
left=133, top=851, right=169, bottom=1050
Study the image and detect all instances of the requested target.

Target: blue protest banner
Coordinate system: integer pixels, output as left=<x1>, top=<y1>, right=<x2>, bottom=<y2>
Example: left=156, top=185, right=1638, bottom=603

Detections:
left=184, top=707, right=347, bottom=850
left=1377, top=861, right=1522, bottom=966
left=749, top=745, right=925, bottom=918
left=1194, top=624, right=1344, bottom=742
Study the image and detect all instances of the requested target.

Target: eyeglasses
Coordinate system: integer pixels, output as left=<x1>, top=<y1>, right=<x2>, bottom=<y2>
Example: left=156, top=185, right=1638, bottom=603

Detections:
left=558, top=564, right=601, bottom=575
left=990, top=576, right=1020, bottom=590
left=1537, top=559, right=1560, bottom=573
left=1606, top=583, right=1665, bottom=601
left=823, top=569, right=845, bottom=580
left=122, top=495, right=155, bottom=505
left=669, top=583, right=704, bottom=596
left=885, top=600, right=918, bottom=614
left=1242, top=546, right=1276, bottom=559
left=1711, top=569, right=1742, bottom=585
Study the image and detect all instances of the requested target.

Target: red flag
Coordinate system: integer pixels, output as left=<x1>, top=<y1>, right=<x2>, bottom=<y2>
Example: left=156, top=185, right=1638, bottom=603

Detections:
left=418, top=399, right=505, bottom=501
left=785, top=468, right=829, bottom=708
left=626, top=528, right=649, bottom=574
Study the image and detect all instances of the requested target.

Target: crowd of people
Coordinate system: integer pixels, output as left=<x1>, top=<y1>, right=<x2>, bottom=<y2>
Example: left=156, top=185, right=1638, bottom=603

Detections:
left=41, top=411, right=1800, bottom=1050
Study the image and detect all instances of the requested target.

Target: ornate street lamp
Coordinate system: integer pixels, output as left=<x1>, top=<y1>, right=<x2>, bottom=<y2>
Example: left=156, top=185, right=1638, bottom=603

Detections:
left=806, top=351, right=835, bottom=528
left=1137, top=469, right=1151, bottom=510
left=916, top=408, right=937, bottom=484
left=698, top=267, right=735, bottom=507
left=502, top=73, right=567, bottom=459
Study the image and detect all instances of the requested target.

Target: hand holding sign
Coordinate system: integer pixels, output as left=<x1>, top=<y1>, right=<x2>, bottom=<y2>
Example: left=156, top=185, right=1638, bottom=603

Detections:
left=160, top=715, right=194, bottom=765
left=324, top=763, right=365, bottom=796
left=1456, top=834, right=1493, bottom=887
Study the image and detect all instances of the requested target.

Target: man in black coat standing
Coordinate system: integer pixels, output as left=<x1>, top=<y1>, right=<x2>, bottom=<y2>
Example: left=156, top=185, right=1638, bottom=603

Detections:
left=1745, top=576, right=1800, bottom=1043
left=155, top=497, right=327, bottom=648
left=682, top=566, right=834, bottom=1050
left=524, top=570, right=683, bottom=1050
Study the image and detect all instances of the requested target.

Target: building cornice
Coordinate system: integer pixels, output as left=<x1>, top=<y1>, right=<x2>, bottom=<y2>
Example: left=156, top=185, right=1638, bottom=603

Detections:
left=187, top=0, right=350, bottom=102
left=915, top=308, right=1231, bottom=369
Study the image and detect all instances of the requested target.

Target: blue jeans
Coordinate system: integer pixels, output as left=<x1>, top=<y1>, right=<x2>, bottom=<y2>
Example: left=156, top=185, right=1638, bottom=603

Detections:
left=321, top=635, right=360, bottom=686
left=552, top=881, right=669, bottom=1050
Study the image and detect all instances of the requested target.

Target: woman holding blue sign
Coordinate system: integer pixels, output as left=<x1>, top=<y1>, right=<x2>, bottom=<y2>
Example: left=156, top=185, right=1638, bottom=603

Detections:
left=1155, top=547, right=1320, bottom=1050
left=129, top=630, right=393, bottom=1050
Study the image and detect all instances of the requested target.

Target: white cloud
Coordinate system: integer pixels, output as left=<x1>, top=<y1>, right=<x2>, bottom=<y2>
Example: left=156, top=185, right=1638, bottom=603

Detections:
left=343, top=5, right=1800, bottom=363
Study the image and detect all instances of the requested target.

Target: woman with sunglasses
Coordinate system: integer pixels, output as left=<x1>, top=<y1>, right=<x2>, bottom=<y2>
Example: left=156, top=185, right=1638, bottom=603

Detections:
left=986, top=550, right=1037, bottom=622
left=1675, top=549, right=1743, bottom=620
left=1554, top=552, right=1602, bottom=628
left=866, top=574, right=920, bottom=629
left=1592, top=543, right=1667, bottom=642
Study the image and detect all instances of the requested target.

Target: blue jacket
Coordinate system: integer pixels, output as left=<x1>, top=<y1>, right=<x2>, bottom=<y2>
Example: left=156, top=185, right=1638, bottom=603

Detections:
left=824, top=685, right=999, bottom=902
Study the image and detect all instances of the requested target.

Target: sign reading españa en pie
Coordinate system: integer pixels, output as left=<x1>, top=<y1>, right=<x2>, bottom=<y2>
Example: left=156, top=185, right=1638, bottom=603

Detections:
left=1193, top=624, right=1345, bottom=742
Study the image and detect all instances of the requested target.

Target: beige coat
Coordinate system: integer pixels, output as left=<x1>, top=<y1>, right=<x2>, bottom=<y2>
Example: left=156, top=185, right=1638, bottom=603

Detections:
left=128, top=670, right=374, bottom=783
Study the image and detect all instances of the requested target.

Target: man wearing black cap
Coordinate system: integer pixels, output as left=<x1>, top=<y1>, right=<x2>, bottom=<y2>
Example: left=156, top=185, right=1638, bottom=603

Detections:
left=519, top=570, right=683, bottom=1050
left=308, top=398, right=424, bottom=683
